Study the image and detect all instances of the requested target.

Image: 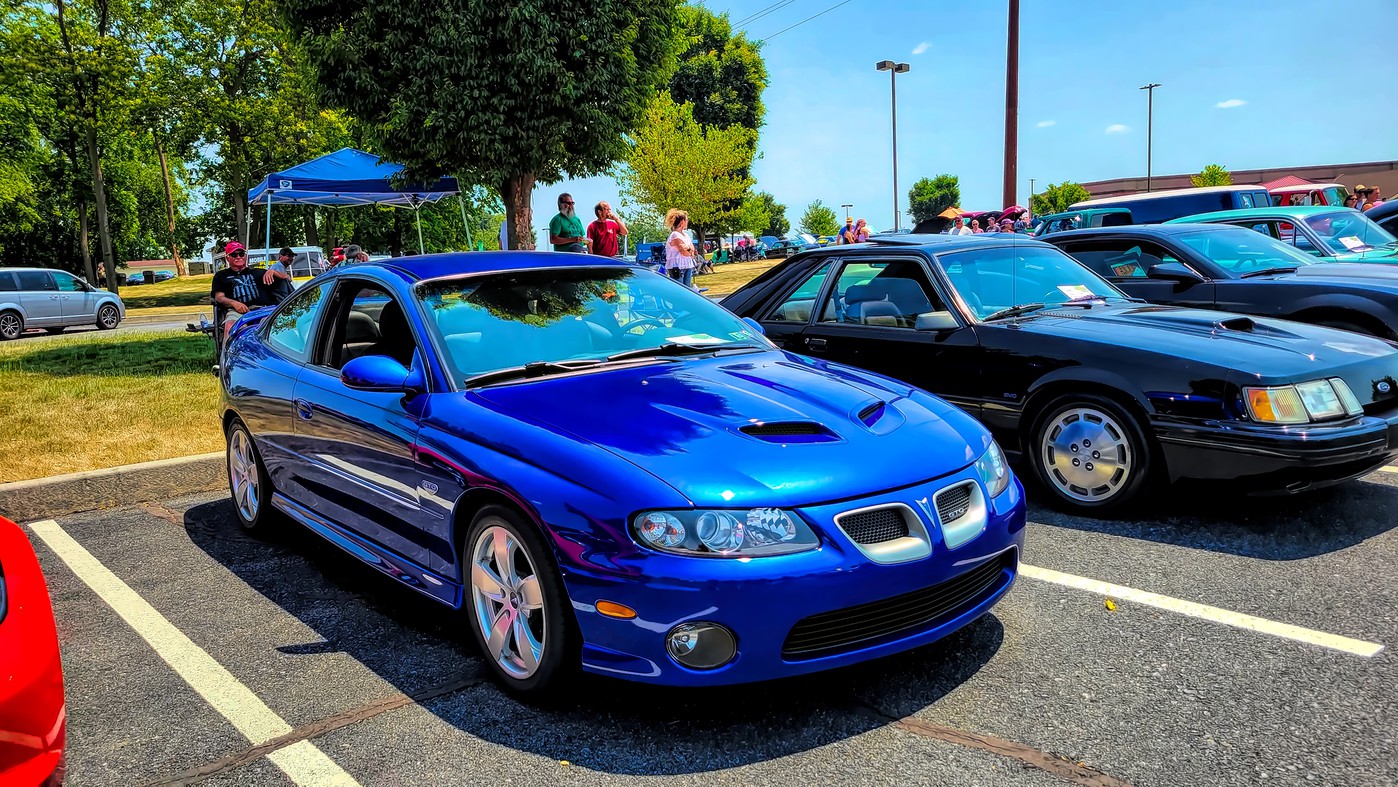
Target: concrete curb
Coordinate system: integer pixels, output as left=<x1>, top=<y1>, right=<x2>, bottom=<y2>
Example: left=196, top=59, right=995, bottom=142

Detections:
left=0, top=452, right=225, bottom=523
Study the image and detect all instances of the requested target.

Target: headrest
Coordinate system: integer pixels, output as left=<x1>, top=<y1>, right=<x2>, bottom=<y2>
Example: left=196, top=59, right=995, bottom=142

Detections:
left=845, top=284, right=885, bottom=304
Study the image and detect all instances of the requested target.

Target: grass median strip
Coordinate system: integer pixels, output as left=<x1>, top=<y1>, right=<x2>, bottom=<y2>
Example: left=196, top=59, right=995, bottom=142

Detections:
left=0, top=330, right=221, bottom=483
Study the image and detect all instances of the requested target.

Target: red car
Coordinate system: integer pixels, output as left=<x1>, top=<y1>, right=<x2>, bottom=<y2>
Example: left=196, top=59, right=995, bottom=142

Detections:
left=0, top=516, right=65, bottom=785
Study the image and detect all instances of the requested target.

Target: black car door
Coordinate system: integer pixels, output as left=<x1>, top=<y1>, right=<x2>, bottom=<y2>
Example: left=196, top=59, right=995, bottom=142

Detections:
left=752, top=258, right=834, bottom=351
left=1055, top=237, right=1216, bottom=309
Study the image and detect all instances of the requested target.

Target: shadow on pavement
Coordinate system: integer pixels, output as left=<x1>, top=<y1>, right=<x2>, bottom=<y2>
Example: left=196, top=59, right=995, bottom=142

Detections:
left=1026, top=474, right=1398, bottom=560
left=182, top=499, right=1005, bottom=775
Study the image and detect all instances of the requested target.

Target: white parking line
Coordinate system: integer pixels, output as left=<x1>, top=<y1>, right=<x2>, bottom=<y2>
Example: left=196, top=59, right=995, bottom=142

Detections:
left=27, top=519, right=361, bottom=786
left=1379, top=466, right=1398, bottom=474
left=1020, top=563, right=1384, bottom=658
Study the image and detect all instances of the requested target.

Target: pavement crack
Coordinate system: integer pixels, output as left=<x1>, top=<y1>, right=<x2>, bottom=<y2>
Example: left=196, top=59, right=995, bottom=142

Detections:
left=850, top=696, right=1133, bottom=787
left=139, top=502, right=186, bottom=526
left=142, top=671, right=484, bottom=785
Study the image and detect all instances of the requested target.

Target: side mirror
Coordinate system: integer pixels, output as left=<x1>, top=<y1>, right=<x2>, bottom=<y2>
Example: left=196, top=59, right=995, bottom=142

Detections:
left=915, top=311, right=959, bottom=332
left=1146, top=262, right=1206, bottom=284
left=741, top=316, right=766, bottom=335
left=341, top=354, right=426, bottom=394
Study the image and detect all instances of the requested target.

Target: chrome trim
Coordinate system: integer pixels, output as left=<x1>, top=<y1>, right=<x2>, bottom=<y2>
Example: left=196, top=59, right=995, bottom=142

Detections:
left=935, top=480, right=988, bottom=550
left=832, top=502, right=930, bottom=564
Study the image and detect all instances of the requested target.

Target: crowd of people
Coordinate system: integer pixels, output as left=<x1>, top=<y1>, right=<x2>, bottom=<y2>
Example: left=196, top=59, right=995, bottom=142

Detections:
left=546, top=192, right=710, bottom=291
left=944, top=214, right=1032, bottom=235
left=1346, top=184, right=1386, bottom=211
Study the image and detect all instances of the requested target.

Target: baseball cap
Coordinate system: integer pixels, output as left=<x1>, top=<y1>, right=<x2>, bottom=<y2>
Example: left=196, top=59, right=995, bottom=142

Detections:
left=1355, top=184, right=1370, bottom=192
left=343, top=244, right=363, bottom=257
left=224, top=241, right=245, bottom=255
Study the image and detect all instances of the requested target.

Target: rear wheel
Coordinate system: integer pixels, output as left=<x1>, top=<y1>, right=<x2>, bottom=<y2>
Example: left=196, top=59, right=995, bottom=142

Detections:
left=0, top=311, right=22, bottom=340
left=1031, top=394, right=1153, bottom=511
left=226, top=418, right=275, bottom=535
left=97, top=304, right=120, bottom=330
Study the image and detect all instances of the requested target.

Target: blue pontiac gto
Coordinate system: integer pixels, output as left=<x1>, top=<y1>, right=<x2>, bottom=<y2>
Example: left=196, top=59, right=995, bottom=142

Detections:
left=219, top=252, right=1026, bottom=694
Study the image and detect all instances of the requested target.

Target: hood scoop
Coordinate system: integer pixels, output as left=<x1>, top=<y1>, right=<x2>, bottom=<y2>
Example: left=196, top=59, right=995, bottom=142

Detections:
left=739, top=421, right=839, bottom=443
left=1216, top=316, right=1257, bottom=332
left=858, top=401, right=887, bottom=427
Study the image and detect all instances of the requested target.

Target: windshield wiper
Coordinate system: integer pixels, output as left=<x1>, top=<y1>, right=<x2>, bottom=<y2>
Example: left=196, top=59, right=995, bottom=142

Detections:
left=981, top=303, right=1046, bottom=322
left=1239, top=266, right=1298, bottom=278
left=605, top=341, right=762, bottom=363
left=463, top=359, right=604, bottom=388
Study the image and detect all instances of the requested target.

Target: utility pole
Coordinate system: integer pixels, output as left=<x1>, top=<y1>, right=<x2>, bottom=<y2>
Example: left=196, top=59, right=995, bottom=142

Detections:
left=876, top=60, right=910, bottom=230
left=1002, top=0, right=1020, bottom=209
left=1140, top=82, right=1161, bottom=192
left=1028, top=177, right=1036, bottom=216
left=841, top=203, right=853, bottom=221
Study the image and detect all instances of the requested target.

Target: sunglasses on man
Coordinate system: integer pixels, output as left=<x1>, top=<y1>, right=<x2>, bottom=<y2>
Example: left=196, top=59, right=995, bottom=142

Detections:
left=229, top=250, right=247, bottom=258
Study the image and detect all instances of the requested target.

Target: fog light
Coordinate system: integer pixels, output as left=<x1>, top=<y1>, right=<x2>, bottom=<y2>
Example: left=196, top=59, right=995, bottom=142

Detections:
left=665, top=622, right=737, bottom=669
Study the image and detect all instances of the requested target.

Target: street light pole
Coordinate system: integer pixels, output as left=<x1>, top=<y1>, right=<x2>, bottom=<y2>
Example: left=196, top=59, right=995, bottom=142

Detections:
left=841, top=203, right=853, bottom=221
left=1028, top=177, right=1036, bottom=215
left=1139, top=82, right=1161, bottom=192
left=876, top=60, right=910, bottom=230
left=1003, top=0, right=1020, bottom=209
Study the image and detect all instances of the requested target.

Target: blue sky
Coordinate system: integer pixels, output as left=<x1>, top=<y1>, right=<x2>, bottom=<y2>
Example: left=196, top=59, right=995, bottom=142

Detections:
left=537, top=0, right=1398, bottom=237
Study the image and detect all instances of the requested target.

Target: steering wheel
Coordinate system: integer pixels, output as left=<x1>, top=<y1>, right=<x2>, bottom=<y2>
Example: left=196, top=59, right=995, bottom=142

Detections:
left=613, top=317, right=669, bottom=336
left=1230, top=256, right=1273, bottom=272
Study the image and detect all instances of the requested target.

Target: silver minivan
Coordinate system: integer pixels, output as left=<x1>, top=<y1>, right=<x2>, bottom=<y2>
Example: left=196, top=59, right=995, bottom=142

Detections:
left=0, top=268, right=126, bottom=339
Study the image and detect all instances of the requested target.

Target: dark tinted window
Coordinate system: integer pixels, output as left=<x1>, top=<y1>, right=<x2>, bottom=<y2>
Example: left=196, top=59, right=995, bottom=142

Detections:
left=818, top=259, right=944, bottom=328
left=16, top=271, right=55, bottom=291
left=0, top=271, right=17, bottom=292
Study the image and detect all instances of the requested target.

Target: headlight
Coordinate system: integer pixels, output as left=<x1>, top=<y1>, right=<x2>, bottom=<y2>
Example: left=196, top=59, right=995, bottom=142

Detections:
left=1244, top=378, right=1363, bottom=424
left=975, top=441, right=1011, bottom=498
left=632, top=508, right=819, bottom=557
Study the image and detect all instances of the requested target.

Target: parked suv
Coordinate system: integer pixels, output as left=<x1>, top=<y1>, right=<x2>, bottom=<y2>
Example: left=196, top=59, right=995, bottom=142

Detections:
left=0, top=267, right=125, bottom=339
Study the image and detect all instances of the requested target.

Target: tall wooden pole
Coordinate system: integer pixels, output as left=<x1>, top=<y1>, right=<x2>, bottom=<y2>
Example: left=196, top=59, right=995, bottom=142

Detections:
left=1002, top=0, right=1020, bottom=209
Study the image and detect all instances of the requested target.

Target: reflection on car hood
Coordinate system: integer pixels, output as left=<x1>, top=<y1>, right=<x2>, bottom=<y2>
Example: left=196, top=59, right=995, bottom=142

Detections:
left=1012, top=304, right=1398, bottom=384
left=468, top=351, right=990, bottom=507
left=1287, top=263, right=1398, bottom=283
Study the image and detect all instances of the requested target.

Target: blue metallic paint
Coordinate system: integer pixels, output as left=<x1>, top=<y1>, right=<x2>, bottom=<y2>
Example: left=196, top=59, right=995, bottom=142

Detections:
left=222, top=254, right=1025, bottom=686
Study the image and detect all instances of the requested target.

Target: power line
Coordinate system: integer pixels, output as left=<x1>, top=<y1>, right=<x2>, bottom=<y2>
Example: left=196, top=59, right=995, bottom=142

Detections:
left=760, top=0, right=855, bottom=41
left=733, top=0, right=801, bottom=28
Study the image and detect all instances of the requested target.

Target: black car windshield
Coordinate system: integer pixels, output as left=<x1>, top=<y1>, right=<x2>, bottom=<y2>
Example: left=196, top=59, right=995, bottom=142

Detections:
left=415, top=267, right=768, bottom=384
left=936, top=245, right=1128, bottom=321
left=1175, top=227, right=1322, bottom=276
left=1303, top=211, right=1398, bottom=254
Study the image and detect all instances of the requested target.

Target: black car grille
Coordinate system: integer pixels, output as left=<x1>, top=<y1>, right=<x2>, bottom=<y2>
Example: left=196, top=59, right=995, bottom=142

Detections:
left=935, top=483, right=973, bottom=523
left=836, top=507, right=909, bottom=544
left=782, top=551, right=1014, bottom=659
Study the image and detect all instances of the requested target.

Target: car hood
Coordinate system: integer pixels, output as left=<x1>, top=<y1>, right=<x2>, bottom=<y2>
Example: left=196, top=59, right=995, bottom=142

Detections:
left=1333, top=247, right=1398, bottom=262
left=464, top=351, right=991, bottom=508
left=1285, top=263, right=1398, bottom=285
left=1010, top=303, right=1398, bottom=385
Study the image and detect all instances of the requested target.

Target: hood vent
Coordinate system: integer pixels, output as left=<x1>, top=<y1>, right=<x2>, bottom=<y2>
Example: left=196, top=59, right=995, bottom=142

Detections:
left=858, top=401, right=886, bottom=427
left=740, top=421, right=838, bottom=443
left=1217, top=316, right=1257, bottom=332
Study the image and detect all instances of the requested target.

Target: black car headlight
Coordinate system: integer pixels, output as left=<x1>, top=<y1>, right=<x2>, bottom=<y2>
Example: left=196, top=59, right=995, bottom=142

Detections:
left=1243, top=378, right=1363, bottom=424
left=975, top=441, right=1011, bottom=498
left=632, top=508, right=819, bottom=557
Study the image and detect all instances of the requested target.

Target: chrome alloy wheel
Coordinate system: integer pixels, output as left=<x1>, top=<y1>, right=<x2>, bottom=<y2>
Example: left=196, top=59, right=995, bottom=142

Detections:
left=99, top=304, right=119, bottom=328
left=228, top=427, right=260, bottom=523
left=470, top=524, right=547, bottom=680
left=0, top=312, right=20, bottom=339
left=1040, top=406, right=1132, bottom=503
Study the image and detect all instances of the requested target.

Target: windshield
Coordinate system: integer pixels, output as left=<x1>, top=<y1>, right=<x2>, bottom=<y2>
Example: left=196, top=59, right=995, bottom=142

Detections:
left=1175, top=227, right=1322, bottom=276
left=1303, top=211, right=1397, bottom=254
left=416, top=267, right=768, bottom=383
left=936, top=245, right=1127, bottom=320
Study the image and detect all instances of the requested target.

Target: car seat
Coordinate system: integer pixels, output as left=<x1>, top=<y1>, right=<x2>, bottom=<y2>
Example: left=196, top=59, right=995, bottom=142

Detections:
left=364, top=299, right=416, bottom=367
left=843, top=284, right=902, bottom=326
left=340, top=310, right=382, bottom=364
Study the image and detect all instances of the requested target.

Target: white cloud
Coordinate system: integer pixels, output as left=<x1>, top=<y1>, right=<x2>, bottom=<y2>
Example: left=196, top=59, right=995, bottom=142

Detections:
left=1105, top=124, right=1129, bottom=134
left=1215, top=98, right=1247, bottom=109
left=912, top=42, right=930, bottom=55
left=1036, top=120, right=1056, bottom=128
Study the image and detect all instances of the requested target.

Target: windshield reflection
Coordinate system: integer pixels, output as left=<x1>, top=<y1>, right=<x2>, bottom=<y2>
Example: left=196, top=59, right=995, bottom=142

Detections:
left=936, top=245, right=1129, bottom=321
left=1304, top=211, right=1398, bottom=254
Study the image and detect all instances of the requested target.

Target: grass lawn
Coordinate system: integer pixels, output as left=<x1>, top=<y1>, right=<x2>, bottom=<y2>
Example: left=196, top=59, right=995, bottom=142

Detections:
left=695, top=259, right=781, bottom=296
left=119, top=274, right=214, bottom=310
left=0, top=330, right=222, bottom=483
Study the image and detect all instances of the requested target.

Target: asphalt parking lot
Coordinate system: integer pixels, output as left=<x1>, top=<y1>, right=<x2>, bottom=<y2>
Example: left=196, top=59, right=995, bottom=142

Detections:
left=23, top=468, right=1398, bottom=786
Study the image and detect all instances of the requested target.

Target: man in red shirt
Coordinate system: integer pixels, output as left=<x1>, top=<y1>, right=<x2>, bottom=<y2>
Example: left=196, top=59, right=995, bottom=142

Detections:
left=587, top=201, right=629, bottom=258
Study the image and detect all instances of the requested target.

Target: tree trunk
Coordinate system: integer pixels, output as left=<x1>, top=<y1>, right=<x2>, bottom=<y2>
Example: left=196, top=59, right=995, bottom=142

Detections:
left=86, top=126, right=117, bottom=295
left=501, top=173, right=535, bottom=250
left=304, top=207, right=319, bottom=248
left=78, top=200, right=95, bottom=284
left=154, top=133, right=186, bottom=276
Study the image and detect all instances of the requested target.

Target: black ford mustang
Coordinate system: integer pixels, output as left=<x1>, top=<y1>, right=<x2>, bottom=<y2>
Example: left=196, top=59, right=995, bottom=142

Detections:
left=1044, top=223, right=1398, bottom=338
left=721, top=234, right=1398, bottom=511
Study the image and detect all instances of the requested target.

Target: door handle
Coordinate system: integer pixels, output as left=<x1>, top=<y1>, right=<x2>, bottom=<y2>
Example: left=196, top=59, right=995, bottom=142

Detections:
left=294, top=399, right=314, bottom=420
left=50, top=295, right=59, bottom=300
left=806, top=337, right=827, bottom=351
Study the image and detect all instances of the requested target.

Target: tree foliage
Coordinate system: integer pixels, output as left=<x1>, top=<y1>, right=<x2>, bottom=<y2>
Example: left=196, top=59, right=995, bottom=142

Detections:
left=1191, top=164, right=1232, bottom=187
left=278, top=0, right=682, bottom=249
left=757, top=191, right=788, bottom=236
left=800, top=200, right=839, bottom=237
left=669, top=5, right=766, bottom=132
left=1030, top=181, right=1093, bottom=215
left=908, top=175, right=960, bottom=224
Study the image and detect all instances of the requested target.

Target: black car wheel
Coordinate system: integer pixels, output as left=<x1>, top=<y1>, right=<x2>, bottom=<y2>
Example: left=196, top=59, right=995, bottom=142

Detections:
left=463, top=505, right=575, bottom=697
left=0, top=311, right=22, bottom=340
left=97, top=304, right=120, bottom=330
left=226, top=418, right=275, bottom=535
left=1031, top=394, right=1153, bottom=511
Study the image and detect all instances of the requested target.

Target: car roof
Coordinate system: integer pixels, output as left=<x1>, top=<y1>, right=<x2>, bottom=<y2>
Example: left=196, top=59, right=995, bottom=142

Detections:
left=1041, top=224, right=1237, bottom=241
left=1165, top=205, right=1353, bottom=223
left=1269, top=183, right=1343, bottom=193
left=1366, top=201, right=1398, bottom=221
left=342, top=251, right=634, bottom=283
left=864, top=233, right=1055, bottom=251
left=1074, top=184, right=1265, bottom=208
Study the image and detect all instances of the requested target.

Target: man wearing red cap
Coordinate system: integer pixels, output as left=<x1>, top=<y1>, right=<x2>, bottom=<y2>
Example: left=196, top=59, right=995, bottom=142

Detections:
left=211, top=241, right=288, bottom=344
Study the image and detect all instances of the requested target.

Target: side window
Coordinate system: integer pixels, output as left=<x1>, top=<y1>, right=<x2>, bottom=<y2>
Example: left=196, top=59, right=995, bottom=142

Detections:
left=16, top=271, right=55, bottom=291
left=819, top=258, right=944, bottom=328
left=1062, top=243, right=1167, bottom=279
left=266, top=283, right=327, bottom=362
left=322, top=282, right=419, bottom=370
left=0, top=271, right=18, bottom=292
left=53, top=272, right=84, bottom=292
left=765, top=261, right=831, bottom=323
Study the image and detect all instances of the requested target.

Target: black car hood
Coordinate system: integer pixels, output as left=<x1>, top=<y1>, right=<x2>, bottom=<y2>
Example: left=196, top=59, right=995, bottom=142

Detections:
left=1283, top=263, right=1398, bottom=286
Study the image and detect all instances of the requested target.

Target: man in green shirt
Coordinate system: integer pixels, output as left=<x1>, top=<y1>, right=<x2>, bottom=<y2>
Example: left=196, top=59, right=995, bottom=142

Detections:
left=548, top=193, right=589, bottom=252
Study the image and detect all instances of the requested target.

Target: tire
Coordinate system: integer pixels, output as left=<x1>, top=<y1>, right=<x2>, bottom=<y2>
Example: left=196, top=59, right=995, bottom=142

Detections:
left=0, top=311, right=22, bottom=340
left=97, top=304, right=120, bottom=330
left=463, top=505, right=575, bottom=696
left=1030, top=394, right=1154, bottom=512
left=226, top=418, right=275, bottom=536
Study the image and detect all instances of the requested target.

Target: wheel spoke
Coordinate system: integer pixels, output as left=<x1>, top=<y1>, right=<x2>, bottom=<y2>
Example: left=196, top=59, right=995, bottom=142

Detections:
left=491, top=528, right=517, bottom=585
left=513, top=615, right=542, bottom=672
left=486, top=607, right=513, bottom=661
left=517, top=575, right=544, bottom=612
left=471, top=561, right=508, bottom=600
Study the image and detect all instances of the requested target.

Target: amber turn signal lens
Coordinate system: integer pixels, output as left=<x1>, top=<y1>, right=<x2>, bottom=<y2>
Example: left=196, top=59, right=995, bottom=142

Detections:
left=596, top=600, right=637, bottom=619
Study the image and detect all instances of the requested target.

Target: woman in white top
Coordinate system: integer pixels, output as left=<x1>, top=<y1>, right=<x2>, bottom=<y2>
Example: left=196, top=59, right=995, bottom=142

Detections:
left=664, top=209, right=699, bottom=290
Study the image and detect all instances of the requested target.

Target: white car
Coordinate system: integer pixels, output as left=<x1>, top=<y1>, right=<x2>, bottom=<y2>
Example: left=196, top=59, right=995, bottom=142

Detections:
left=0, top=268, right=125, bottom=339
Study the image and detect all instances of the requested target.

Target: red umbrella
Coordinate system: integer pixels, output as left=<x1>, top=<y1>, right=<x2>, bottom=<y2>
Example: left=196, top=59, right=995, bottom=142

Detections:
left=1000, top=205, right=1026, bottom=217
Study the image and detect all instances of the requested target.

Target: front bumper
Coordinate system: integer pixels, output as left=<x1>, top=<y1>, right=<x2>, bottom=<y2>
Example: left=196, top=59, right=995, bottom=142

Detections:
left=560, top=471, right=1027, bottom=686
left=1154, top=411, right=1398, bottom=491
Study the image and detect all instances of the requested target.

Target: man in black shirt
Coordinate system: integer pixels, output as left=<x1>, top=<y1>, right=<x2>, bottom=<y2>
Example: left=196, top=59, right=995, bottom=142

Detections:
left=211, top=241, right=289, bottom=345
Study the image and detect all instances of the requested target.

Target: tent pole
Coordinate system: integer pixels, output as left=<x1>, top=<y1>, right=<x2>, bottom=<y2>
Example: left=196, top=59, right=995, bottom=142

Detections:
left=264, top=195, right=274, bottom=263
left=415, top=205, right=425, bottom=254
left=457, top=194, right=473, bottom=250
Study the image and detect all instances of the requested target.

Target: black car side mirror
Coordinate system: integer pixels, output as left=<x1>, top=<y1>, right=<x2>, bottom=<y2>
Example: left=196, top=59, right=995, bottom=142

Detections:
left=915, top=311, right=959, bottom=332
left=1147, top=262, right=1205, bottom=285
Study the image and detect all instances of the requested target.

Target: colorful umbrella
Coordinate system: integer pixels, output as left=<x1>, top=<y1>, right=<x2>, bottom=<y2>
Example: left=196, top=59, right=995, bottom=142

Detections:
left=1000, top=205, right=1026, bottom=217
left=937, top=206, right=962, bottom=220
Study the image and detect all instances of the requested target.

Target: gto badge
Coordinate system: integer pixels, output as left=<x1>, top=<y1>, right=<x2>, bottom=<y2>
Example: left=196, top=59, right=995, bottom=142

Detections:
left=421, top=480, right=439, bottom=494
left=1380, top=382, right=1392, bottom=394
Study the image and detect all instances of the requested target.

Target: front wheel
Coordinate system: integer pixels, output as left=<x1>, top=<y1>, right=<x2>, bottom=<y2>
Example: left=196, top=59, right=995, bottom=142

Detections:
left=97, top=304, right=120, bottom=330
left=226, top=419, right=275, bottom=535
left=0, top=311, right=22, bottom=340
left=1030, top=394, right=1154, bottom=511
left=464, top=505, right=574, bottom=696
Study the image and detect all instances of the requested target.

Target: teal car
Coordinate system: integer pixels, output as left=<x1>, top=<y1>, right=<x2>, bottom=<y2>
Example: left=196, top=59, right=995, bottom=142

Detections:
left=1167, top=206, right=1398, bottom=263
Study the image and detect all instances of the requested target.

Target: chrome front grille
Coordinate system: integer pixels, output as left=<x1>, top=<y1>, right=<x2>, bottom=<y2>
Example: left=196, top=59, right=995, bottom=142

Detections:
left=935, top=483, right=973, bottom=523
left=835, top=506, right=909, bottom=545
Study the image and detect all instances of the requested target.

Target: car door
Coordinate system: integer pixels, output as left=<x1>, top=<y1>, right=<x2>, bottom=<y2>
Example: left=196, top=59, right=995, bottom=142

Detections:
left=290, top=277, right=436, bottom=569
left=52, top=271, right=95, bottom=325
left=1054, top=237, right=1216, bottom=308
left=15, top=271, right=61, bottom=326
left=754, top=259, right=834, bottom=350
left=790, top=255, right=985, bottom=418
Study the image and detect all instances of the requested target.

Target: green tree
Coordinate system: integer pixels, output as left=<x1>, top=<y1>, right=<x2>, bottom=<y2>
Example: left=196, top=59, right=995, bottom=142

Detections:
left=907, top=175, right=960, bottom=224
left=670, top=5, right=766, bottom=133
left=617, top=93, right=756, bottom=248
left=620, top=203, right=668, bottom=245
left=800, top=199, right=839, bottom=237
left=1030, top=181, right=1093, bottom=215
left=278, top=0, right=682, bottom=250
left=757, top=191, right=788, bottom=236
left=1191, top=164, right=1232, bottom=187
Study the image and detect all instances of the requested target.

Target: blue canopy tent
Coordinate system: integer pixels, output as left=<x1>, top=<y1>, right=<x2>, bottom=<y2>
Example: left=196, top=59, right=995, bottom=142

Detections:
left=247, top=148, right=468, bottom=256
